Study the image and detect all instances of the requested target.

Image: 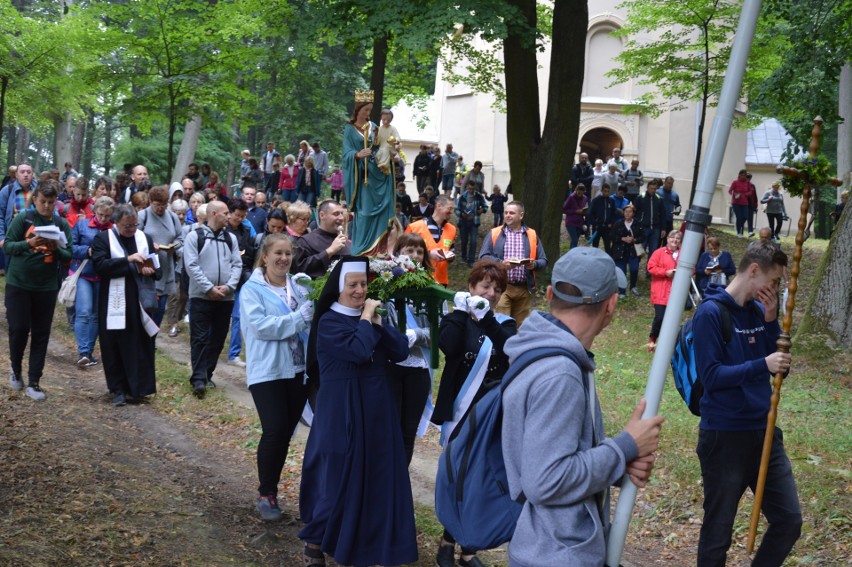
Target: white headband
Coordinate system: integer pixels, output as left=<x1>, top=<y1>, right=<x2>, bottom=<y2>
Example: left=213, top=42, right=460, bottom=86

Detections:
left=339, top=263, right=366, bottom=293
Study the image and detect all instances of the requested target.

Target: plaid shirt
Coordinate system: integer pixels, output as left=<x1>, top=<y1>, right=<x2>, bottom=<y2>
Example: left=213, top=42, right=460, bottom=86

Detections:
left=503, top=226, right=526, bottom=283
left=14, top=188, right=30, bottom=215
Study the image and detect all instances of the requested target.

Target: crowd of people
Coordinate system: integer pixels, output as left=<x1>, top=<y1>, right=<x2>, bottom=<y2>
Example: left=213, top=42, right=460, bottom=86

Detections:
left=0, top=124, right=822, bottom=566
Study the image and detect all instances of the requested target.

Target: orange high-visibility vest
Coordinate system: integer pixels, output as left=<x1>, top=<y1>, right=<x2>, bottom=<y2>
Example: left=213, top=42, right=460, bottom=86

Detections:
left=406, top=219, right=457, bottom=285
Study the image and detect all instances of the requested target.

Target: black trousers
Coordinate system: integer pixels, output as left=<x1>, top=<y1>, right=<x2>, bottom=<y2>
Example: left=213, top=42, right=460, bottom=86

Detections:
left=591, top=226, right=613, bottom=254
left=767, top=213, right=783, bottom=237
left=697, top=428, right=802, bottom=566
left=650, top=303, right=667, bottom=340
left=249, top=375, right=308, bottom=496
left=387, top=364, right=431, bottom=465
left=5, top=284, right=57, bottom=386
left=189, top=298, right=233, bottom=385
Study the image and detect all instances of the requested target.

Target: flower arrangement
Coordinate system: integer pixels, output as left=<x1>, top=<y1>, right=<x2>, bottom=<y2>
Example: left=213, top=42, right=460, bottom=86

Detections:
left=308, top=255, right=435, bottom=302
left=779, top=155, right=833, bottom=198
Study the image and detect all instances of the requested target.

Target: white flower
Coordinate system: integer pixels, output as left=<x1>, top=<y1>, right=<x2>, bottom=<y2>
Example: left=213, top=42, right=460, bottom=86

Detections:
left=380, top=271, right=393, bottom=282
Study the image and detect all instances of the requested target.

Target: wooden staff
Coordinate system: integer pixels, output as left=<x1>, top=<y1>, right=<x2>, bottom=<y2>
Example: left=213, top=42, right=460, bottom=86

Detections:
left=746, top=116, right=840, bottom=551
left=362, top=122, right=370, bottom=186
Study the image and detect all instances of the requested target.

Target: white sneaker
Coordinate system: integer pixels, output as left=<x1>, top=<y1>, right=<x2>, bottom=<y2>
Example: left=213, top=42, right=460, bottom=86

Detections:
left=631, top=288, right=640, bottom=297
left=183, top=314, right=190, bottom=323
left=228, top=358, right=246, bottom=368
left=25, top=385, right=46, bottom=401
left=9, top=369, right=23, bottom=391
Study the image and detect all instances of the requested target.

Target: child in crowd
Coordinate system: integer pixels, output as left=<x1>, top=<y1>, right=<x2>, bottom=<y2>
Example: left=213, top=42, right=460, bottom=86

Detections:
left=327, top=165, right=344, bottom=203
left=487, top=185, right=507, bottom=226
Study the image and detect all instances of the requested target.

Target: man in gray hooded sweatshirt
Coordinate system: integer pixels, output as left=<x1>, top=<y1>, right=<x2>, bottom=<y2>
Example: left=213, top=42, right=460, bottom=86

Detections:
left=502, top=247, right=664, bottom=566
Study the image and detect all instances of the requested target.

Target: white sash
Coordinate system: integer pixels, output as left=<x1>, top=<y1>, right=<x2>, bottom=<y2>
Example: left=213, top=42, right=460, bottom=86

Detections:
left=106, top=229, right=159, bottom=336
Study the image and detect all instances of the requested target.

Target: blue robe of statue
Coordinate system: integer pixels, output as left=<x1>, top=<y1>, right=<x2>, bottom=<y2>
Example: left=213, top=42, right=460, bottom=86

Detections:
left=342, top=121, right=397, bottom=256
left=298, top=310, right=417, bottom=567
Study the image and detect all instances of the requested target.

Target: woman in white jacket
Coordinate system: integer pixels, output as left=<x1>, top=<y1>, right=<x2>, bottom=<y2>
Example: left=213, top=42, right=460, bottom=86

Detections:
left=240, top=233, right=314, bottom=522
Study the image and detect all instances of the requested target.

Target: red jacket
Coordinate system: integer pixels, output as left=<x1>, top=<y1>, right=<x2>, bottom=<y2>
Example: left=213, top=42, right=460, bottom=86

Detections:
left=279, top=164, right=300, bottom=191
left=63, top=199, right=94, bottom=228
left=728, top=179, right=751, bottom=206
left=647, top=246, right=679, bottom=305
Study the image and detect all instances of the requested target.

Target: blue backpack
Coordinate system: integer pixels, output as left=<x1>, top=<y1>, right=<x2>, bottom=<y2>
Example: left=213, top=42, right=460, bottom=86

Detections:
left=671, top=299, right=764, bottom=415
left=435, top=346, right=583, bottom=551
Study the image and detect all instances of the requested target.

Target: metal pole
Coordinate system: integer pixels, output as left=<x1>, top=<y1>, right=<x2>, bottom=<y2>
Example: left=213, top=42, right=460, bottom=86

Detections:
left=605, top=1, right=764, bottom=564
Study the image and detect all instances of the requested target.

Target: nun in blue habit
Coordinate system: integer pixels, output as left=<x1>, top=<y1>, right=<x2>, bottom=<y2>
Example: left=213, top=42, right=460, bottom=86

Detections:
left=299, top=256, right=417, bottom=567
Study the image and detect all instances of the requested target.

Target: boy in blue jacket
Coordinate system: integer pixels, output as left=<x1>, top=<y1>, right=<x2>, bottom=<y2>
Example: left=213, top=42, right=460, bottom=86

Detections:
left=692, top=241, right=801, bottom=566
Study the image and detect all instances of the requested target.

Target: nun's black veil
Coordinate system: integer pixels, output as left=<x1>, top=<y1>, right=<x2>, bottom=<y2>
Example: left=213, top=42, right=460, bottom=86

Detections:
left=305, top=256, right=370, bottom=400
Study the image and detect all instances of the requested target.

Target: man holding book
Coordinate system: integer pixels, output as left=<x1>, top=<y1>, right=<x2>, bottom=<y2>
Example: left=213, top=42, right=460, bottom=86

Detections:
left=479, top=201, right=547, bottom=326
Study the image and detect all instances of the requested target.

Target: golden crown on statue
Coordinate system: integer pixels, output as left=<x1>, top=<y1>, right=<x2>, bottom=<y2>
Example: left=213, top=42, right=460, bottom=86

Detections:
left=354, top=89, right=374, bottom=103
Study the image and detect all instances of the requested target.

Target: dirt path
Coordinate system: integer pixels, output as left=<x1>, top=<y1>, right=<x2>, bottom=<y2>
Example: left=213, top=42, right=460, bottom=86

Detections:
left=0, top=298, right=661, bottom=566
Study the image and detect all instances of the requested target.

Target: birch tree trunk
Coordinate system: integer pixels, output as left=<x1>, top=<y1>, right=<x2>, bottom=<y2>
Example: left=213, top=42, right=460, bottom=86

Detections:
left=171, top=115, right=202, bottom=183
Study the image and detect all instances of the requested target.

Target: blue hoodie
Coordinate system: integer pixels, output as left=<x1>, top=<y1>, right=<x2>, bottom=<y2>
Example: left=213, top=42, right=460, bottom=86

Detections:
left=693, top=284, right=780, bottom=431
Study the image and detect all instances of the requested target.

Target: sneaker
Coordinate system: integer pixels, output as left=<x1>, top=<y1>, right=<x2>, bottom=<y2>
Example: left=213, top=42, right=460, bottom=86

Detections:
left=228, top=358, right=246, bottom=368
left=168, top=325, right=179, bottom=338
left=112, top=391, right=127, bottom=407
left=9, top=369, right=23, bottom=392
left=459, top=555, right=486, bottom=567
left=76, top=355, right=90, bottom=368
left=255, top=494, right=283, bottom=522
left=618, top=294, right=626, bottom=299
left=748, top=232, right=755, bottom=238
left=85, top=356, right=99, bottom=367
left=648, top=341, right=656, bottom=353
left=435, top=543, right=456, bottom=567
left=192, top=381, right=206, bottom=398
left=631, top=288, right=640, bottom=297
left=25, top=385, right=46, bottom=401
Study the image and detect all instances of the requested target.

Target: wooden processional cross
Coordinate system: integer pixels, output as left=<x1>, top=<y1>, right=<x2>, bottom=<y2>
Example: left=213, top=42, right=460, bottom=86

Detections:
left=747, top=116, right=842, bottom=552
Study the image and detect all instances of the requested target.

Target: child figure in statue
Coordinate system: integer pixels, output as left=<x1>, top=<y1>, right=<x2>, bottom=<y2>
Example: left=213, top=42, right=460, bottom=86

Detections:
left=374, top=108, right=401, bottom=176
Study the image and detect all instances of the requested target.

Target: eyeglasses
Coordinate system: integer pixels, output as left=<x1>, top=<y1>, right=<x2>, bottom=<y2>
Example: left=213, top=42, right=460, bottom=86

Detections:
left=119, top=223, right=138, bottom=229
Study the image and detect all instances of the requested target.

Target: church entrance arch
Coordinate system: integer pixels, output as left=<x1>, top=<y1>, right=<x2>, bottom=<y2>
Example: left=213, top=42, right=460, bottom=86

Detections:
left=580, top=128, right=623, bottom=164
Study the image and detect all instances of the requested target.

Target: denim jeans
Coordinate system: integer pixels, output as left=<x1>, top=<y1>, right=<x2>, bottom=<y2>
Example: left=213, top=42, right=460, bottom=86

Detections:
left=458, top=221, right=478, bottom=263
left=282, top=189, right=298, bottom=203
left=492, top=212, right=504, bottom=227
left=642, top=227, right=661, bottom=260
left=732, top=203, right=750, bottom=235
left=152, top=293, right=169, bottom=327
left=615, top=257, right=639, bottom=292
left=74, top=278, right=100, bottom=355
left=228, top=289, right=242, bottom=360
left=697, top=428, right=802, bottom=567
left=566, top=225, right=582, bottom=249
left=442, top=174, right=455, bottom=193
left=298, top=190, right=316, bottom=208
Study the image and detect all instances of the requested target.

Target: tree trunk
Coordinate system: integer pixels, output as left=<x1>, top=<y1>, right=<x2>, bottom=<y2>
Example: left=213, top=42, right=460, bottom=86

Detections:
left=82, top=111, right=95, bottom=179
left=166, top=86, right=177, bottom=182
left=103, top=113, right=112, bottom=176
left=227, top=117, right=239, bottom=187
left=33, top=137, right=44, bottom=172
left=71, top=120, right=85, bottom=169
left=16, top=126, right=28, bottom=164
left=504, top=0, right=587, bottom=267
left=798, top=207, right=852, bottom=347
left=838, top=62, right=851, bottom=193
left=7, top=125, right=17, bottom=166
left=369, top=33, right=390, bottom=124
left=54, top=115, right=73, bottom=169
left=0, top=76, right=7, bottom=161
left=172, top=115, right=202, bottom=183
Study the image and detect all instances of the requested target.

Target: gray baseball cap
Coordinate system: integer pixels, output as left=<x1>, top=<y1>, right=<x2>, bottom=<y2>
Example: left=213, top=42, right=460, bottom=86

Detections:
left=551, top=247, right=627, bottom=304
